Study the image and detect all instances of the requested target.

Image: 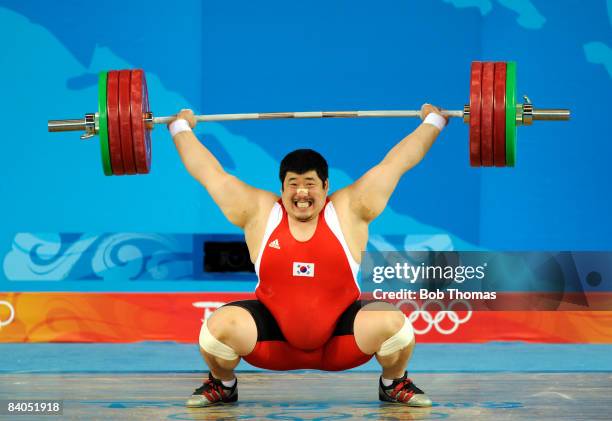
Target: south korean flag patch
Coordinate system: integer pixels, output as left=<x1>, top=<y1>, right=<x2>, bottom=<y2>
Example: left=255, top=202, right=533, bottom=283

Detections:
left=293, top=262, right=315, bottom=277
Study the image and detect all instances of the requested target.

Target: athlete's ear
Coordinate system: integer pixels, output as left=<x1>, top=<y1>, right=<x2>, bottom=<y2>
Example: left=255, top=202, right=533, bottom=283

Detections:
left=324, top=179, right=329, bottom=192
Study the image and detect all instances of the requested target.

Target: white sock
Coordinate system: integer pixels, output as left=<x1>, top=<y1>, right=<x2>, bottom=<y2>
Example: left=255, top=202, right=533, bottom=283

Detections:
left=221, top=378, right=236, bottom=388
left=381, top=377, right=394, bottom=387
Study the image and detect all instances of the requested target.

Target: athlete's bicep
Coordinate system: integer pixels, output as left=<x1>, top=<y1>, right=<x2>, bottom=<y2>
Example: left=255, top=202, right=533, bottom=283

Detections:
left=343, top=163, right=403, bottom=222
left=202, top=172, right=276, bottom=228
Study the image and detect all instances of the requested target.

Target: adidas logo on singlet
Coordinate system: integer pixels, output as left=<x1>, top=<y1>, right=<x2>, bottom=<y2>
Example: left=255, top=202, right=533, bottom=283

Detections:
left=268, top=239, right=280, bottom=249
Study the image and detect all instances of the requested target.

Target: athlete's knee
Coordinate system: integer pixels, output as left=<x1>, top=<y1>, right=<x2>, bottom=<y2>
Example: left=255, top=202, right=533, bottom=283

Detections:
left=207, top=307, right=245, bottom=340
left=199, top=318, right=239, bottom=361
left=354, top=302, right=410, bottom=354
left=200, top=306, right=257, bottom=357
left=377, top=316, right=414, bottom=357
left=382, top=309, right=407, bottom=337
left=358, top=302, right=405, bottom=337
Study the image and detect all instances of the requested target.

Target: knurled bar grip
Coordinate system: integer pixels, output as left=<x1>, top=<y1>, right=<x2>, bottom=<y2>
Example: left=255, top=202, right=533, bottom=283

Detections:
left=153, top=110, right=464, bottom=124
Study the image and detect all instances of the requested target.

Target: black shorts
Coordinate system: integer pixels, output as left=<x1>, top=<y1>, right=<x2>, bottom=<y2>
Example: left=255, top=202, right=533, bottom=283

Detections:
left=224, top=300, right=367, bottom=342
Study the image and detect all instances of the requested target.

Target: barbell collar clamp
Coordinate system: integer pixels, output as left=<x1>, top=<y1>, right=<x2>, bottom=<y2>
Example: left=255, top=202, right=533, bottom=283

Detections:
left=463, top=105, right=470, bottom=124
left=522, top=103, right=534, bottom=126
left=80, top=113, right=96, bottom=139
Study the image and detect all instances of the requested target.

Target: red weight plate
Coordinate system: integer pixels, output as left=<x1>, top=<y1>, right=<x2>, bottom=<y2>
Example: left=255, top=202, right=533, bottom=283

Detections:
left=469, top=62, right=482, bottom=167
left=118, top=70, right=137, bottom=175
left=106, top=71, right=125, bottom=175
left=130, top=69, right=151, bottom=174
left=480, top=62, right=495, bottom=167
left=493, top=62, right=507, bottom=167
left=142, top=72, right=152, bottom=172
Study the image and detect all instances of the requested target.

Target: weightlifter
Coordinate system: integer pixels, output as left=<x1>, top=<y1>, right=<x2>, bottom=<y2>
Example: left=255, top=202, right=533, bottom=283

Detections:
left=168, top=104, right=448, bottom=407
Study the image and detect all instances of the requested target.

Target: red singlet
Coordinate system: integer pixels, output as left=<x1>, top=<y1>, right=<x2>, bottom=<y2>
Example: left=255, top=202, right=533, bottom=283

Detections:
left=255, top=199, right=360, bottom=350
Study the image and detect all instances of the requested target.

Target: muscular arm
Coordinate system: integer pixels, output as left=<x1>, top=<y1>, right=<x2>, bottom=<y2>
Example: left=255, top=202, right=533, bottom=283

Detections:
left=338, top=106, right=446, bottom=222
left=172, top=113, right=276, bottom=228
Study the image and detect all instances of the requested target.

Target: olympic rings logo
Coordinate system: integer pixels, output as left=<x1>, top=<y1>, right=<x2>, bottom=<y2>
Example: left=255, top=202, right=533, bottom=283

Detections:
left=0, top=301, right=15, bottom=328
left=397, top=299, right=472, bottom=335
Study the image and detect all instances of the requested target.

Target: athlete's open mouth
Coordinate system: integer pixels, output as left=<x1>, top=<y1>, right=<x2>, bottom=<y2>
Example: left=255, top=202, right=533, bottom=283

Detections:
left=294, top=199, right=313, bottom=209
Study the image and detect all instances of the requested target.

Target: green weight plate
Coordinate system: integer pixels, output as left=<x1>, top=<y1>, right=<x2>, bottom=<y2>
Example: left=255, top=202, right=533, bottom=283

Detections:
left=98, top=71, right=112, bottom=176
left=505, top=61, right=517, bottom=167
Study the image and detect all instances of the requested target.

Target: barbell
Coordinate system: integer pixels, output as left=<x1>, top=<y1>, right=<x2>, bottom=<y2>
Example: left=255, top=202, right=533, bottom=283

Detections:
left=47, top=61, right=570, bottom=175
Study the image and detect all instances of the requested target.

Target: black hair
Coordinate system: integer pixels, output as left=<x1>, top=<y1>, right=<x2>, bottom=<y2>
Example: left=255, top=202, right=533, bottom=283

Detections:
left=279, top=149, right=328, bottom=186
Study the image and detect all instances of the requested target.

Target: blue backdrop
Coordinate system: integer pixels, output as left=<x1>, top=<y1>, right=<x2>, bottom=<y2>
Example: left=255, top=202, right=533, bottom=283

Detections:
left=0, top=1, right=611, bottom=291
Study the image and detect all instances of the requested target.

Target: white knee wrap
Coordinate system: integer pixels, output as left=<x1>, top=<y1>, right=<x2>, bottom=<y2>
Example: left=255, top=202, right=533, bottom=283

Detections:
left=377, top=317, right=415, bottom=357
left=199, top=319, right=239, bottom=360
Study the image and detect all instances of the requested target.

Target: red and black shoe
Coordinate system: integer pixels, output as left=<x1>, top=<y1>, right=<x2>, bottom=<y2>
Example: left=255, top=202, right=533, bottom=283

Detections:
left=186, top=373, right=238, bottom=407
left=379, top=371, right=432, bottom=407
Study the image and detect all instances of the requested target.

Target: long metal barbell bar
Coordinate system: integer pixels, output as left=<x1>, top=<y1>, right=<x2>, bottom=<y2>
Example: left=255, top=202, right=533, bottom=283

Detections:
left=48, top=107, right=569, bottom=133
left=47, top=62, right=571, bottom=175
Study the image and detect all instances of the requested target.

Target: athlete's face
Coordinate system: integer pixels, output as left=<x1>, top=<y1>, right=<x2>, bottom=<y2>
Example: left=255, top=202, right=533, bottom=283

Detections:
left=281, top=170, right=329, bottom=222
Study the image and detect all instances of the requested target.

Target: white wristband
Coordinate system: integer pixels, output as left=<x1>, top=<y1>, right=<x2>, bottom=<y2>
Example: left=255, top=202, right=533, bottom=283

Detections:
left=423, top=113, right=447, bottom=131
left=169, top=119, right=192, bottom=137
